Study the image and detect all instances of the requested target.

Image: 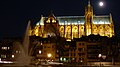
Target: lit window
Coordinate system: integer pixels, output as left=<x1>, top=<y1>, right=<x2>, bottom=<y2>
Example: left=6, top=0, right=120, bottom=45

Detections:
left=8, top=47, right=10, bottom=50
left=16, top=51, right=19, bottom=53
left=57, top=50, right=59, bottom=53
left=1, top=55, right=6, bottom=58
left=65, top=21, right=67, bottom=23
left=41, top=42, right=43, bottom=45
left=1, top=47, right=7, bottom=50
left=52, top=20, right=56, bottom=23
left=59, top=23, right=64, bottom=25
left=46, top=20, right=50, bottom=23
left=63, top=58, right=66, bottom=61
left=60, top=57, right=62, bottom=61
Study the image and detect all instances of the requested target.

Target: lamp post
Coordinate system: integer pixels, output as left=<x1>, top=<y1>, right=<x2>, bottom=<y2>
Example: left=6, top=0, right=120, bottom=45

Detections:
left=98, top=54, right=102, bottom=66
left=47, top=53, right=52, bottom=61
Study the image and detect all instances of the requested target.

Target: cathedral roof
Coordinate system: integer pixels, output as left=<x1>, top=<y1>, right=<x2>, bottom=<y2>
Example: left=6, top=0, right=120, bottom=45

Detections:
left=37, top=15, right=111, bottom=25
left=57, top=16, right=85, bottom=25
left=93, top=15, right=111, bottom=24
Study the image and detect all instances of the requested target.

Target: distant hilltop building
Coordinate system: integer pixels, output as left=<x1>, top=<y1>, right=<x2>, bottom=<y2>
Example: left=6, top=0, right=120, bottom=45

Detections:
left=30, top=1, right=114, bottom=40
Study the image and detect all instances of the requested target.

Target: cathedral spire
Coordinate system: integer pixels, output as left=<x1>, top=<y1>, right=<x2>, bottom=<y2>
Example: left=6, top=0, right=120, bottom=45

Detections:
left=86, top=0, right=92, bottom=12
left=88, top=0, right=91, bottom=7
left=85, top=0, right=93, bottom=14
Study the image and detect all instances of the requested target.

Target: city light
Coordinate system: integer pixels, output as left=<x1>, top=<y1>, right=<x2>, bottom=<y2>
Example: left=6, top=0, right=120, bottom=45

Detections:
left=47, top=53, right=52, bottom=58
left=98, top=54, right=102, bottom=58
left=39, top=50, right=41, bottom=54
left=98, top=54, right=102, bottom=66
left=12, top=55, right=14, bottom=58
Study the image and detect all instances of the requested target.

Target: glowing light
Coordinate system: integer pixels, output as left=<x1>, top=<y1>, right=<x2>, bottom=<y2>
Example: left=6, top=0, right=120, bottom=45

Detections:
left=80, top=60, right=83, bottom=62
left=46, top=20, right=50, bottom=23
left=63, top=58, right=66, bottom=61
left=98, top=54, right=102, bottom=58
left=99, top=2, right=104, bottom=7
left=52, top=20, right=56, bottom=23
left=36, top=23, right=39, bottom=25
left=39, top=50, right=41, bottom=54
left=68, top=23, right=71, bottom=25
left=102, top=55, right=106, bottom=59
left=60, top=57, right=62, bottom=61
left=47, top=53, right=52, bottom=58
left=66, top=39, right=71, bottom=41
left=12, top=55, right=14, bottom=58
left=41, top=42, right=43, bottom=45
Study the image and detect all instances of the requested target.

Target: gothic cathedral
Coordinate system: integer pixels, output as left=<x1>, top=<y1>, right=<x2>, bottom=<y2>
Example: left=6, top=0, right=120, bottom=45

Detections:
left=29, top=1, right=114, bottom=40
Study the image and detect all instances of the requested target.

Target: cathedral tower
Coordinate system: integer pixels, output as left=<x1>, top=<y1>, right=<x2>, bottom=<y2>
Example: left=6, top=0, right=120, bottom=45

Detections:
left=84, top=0, right=93, bottom=36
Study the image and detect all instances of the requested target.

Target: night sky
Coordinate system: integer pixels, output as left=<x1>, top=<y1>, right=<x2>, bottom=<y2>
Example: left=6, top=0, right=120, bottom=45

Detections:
left=0, top=0, right=120, bottom=39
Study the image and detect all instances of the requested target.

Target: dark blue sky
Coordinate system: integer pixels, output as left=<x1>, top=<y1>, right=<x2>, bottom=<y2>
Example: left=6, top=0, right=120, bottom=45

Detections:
left=0, top=0, right=120, bottom=38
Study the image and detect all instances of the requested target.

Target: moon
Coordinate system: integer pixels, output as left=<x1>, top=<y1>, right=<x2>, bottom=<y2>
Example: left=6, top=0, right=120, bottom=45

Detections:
left=99, top=1, right=104, bottom=7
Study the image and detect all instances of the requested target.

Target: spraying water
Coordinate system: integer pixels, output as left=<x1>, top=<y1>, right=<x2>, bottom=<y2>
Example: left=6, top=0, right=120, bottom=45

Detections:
left=13, top=20, right=32, bottom=66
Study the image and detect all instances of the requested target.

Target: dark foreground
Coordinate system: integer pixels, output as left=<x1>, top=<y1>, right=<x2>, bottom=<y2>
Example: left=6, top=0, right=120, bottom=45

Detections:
left=0, top=64, right=120, bottom=67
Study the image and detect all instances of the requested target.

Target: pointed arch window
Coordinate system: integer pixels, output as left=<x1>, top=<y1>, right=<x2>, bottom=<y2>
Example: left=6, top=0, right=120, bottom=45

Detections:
left=73, top=26, right=78, bottom=38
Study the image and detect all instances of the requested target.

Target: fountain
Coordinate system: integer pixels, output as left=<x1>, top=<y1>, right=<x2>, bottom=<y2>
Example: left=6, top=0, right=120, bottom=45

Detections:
left=2, top=21, right=34, bottom=67
left=21, top=20, right=31, bottom=65
left=15, top=20, right=34, bottom=66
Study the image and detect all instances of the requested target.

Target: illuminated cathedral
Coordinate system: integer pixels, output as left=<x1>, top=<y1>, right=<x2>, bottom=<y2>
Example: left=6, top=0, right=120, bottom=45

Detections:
left=29, top=1, right=114, bottom=40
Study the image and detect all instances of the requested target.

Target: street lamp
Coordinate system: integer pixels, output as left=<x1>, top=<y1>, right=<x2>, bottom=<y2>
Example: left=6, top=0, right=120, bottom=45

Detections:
left=47, top=53, right=52, bottom=61
left=47, top=53, right=52, bottom=58
left=39, top=50, right=41, bottom=54
left=98, top=54, right=102, bottom=66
